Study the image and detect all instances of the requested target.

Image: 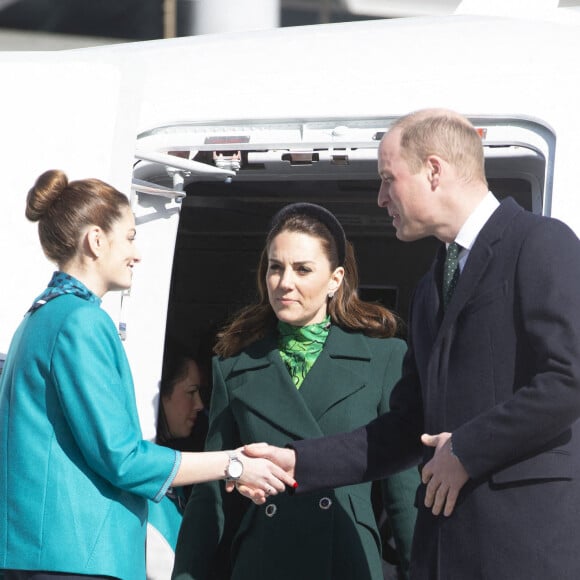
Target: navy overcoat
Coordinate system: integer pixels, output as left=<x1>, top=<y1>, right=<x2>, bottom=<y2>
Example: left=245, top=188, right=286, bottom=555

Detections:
left=291, top=198, right=580, bottom=579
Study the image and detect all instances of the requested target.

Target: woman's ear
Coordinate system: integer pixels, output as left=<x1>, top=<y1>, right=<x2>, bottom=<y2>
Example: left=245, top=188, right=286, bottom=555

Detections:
left=85, top=226, right=104, bottom=258
left=329, top=266, right=345, bottom=294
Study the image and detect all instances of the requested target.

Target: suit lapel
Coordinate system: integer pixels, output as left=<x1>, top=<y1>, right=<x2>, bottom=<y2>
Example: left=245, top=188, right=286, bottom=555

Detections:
left=428, top=246, right=446, bottom=332
left=437, top=198, right=522, bottom=338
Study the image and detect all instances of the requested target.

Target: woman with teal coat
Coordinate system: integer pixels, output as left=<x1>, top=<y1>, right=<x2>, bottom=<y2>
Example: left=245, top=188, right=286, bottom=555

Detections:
left=0, top=170, right=294, bottom=580
left=173, top=203, right=418, bottom=580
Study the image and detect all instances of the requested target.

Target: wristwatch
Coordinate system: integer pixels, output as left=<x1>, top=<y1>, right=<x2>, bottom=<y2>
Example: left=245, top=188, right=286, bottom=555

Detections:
left=225, top=451, right=244, bottom=481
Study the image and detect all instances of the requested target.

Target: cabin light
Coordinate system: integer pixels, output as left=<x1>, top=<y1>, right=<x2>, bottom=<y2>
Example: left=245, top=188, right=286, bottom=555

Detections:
left=204, top=136, right=250, bottom=145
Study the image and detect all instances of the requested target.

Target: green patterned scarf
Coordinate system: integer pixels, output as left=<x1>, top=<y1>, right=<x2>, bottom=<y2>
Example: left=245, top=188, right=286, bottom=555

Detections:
left=278, top=316, right=331, bottom=389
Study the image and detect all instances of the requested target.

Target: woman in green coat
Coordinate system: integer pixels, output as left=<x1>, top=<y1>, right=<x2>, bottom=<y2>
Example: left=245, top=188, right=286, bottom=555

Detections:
left=173, top=203, right=418, bottom=580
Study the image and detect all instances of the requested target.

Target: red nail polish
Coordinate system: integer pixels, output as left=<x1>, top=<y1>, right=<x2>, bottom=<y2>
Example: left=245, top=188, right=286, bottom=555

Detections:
left=293, top=482, right=299, bottom=489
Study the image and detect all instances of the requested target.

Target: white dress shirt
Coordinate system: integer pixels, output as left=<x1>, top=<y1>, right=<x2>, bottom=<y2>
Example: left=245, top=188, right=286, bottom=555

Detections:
left=451, top=191, right=500, bottom=272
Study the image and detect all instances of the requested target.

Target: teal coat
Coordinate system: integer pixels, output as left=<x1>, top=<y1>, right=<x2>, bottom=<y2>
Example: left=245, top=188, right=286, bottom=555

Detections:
left=173, top=326, right=418, bottom=580
left=0, top=294, right=180, bottom=580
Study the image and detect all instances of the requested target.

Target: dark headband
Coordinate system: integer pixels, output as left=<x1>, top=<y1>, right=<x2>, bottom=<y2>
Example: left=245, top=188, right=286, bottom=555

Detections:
left=269, top=202, right=346, bottom=266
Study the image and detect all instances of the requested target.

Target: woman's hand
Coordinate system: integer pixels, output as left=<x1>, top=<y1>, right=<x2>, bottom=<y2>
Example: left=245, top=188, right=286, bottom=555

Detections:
left=173, top=446, right=294, bottom=493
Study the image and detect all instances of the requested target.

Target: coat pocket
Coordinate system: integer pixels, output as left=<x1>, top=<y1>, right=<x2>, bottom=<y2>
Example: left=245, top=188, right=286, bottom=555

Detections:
left=490, top=448, right=572, bottom=486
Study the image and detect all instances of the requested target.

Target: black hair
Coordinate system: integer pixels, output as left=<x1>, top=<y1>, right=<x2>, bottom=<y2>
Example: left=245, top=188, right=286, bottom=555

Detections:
left=269, top=202, right=346, bottom=266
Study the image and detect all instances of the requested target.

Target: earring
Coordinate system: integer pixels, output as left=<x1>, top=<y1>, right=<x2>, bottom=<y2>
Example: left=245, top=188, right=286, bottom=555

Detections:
left=327, top=291, right=335, bottom=299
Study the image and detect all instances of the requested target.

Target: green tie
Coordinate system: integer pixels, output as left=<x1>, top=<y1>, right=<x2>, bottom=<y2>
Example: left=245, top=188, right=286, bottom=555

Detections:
left=443, top=242, right=461, bottom=309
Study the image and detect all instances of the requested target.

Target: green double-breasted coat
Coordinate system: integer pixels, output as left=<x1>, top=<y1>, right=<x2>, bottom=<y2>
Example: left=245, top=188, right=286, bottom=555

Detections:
left=173, top=326, right=418, bottom=580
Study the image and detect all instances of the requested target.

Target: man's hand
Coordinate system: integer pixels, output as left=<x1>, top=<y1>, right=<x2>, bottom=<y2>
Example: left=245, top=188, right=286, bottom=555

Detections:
left=225, top=443, right=297, bottom=503
left=243, top=442, right=297, bottom=475
left=421, top=432, right=469, bottom=517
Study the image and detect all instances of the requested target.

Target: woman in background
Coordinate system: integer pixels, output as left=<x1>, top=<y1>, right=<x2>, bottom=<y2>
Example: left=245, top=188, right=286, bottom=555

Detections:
left=0, top=170, right=293, bottom=580
left=147, top=347, right=210, bottom=579
left=173, top=202, right=418, bottom=580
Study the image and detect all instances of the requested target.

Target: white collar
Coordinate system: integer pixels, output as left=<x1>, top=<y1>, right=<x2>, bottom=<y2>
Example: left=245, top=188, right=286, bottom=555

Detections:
left=454, top=191, right=499, bottom=251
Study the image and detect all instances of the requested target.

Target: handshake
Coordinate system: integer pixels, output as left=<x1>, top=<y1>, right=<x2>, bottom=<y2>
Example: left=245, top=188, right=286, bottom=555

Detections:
left=223, top=432, right=469, bottom=517
left=224, top=443, right=297, bottom=504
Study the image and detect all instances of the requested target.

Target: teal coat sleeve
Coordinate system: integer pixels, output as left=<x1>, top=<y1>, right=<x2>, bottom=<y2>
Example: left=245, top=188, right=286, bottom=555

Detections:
left=50, top=303, right=180, bottom=499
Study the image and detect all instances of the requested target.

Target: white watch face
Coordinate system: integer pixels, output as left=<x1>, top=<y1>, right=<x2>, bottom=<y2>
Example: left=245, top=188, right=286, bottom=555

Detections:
left=228, top=457, right=243, bottom=479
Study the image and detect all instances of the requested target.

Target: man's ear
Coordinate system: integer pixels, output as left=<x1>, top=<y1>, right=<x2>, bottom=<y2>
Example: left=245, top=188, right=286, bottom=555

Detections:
left=426, top=155, right=442, bottom=189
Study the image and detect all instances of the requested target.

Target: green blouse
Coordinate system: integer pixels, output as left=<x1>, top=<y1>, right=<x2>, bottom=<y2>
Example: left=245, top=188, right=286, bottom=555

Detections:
left=277, top=316, right=331, bottom=388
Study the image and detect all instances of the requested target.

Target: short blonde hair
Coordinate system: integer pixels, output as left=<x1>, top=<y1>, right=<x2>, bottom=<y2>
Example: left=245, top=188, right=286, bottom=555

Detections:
left=391, top=109, right=487, bottom=185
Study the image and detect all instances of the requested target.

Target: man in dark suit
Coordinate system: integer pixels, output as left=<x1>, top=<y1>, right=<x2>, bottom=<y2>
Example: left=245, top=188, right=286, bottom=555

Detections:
left=240, top=109, right=580, bottom=579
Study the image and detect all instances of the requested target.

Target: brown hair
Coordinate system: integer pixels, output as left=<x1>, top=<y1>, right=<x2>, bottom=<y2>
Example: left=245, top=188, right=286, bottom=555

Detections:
left=392, top=108, right=488, bottom=186
left=215, top=205, right=399, bottom=358
left=26, top=169, right=130, bottom=266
